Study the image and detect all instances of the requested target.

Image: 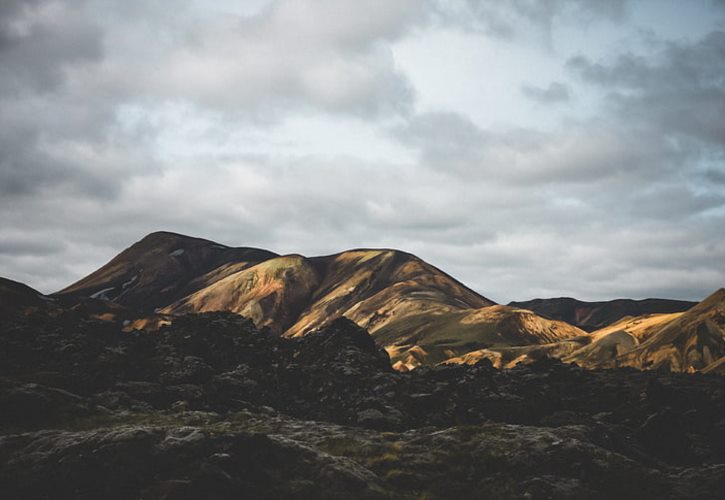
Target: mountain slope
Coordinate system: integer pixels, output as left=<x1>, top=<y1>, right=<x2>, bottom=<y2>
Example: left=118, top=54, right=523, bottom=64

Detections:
left=509, top=297, right=696, bottom=331
left=459, top=290, right=725, bottom=374
left=56, top=232, right=277, bottom=312
left=163, top=254, right=320, bottom=335
left=163, top=248, right=496, bottom=339
left=617, top=289, right=725, bottom=372
left=0, top=277, right=58, bottom=318
left=563, top=313, right=684, bottom=369
left=286, top=249, right=494, bottom=337
left=382, top=305, right=587, bottom=370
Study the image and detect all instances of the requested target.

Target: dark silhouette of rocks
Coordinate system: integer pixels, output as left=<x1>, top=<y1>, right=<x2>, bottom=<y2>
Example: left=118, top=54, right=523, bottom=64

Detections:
left=1, top=310, right=724, bottom=498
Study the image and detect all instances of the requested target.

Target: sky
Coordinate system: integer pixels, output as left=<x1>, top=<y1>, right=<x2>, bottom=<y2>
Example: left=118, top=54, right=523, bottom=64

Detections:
left=1, top=0, right=724, bottom=302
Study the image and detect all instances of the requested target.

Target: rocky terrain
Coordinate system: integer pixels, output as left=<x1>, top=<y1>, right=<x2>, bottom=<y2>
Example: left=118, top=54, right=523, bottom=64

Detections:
left=1, top=309, right=724, bottom=498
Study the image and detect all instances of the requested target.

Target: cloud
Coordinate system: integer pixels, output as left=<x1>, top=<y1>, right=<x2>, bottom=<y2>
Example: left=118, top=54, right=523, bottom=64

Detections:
left=0, top=0, right=723, bottom=304
left=0, top=1, right=102, bottom=95
left=396, top=112, right=682, bottom=186
left=521, top=82, right=571, bottom=103
left=89, top=0, right=422, bottom=119
left=0, top=0, right=422, bottom=196
left=431, top=0, right=629, bottom=40
left=567, top=31, right=725, bottom=146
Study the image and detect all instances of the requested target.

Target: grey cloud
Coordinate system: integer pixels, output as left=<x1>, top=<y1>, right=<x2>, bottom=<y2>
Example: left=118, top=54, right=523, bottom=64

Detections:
left=396, top=112, right=680, bottom=186
left=0, top=0, right=423, bottom=199
left=431, top=0, right=629, bottom=40
left=0, top=1, right=102, bottom=94
left=0, top=0, right=155, bottom=200
left=1, top=0, right=723, bottom=304
left=628, top=185, right=725, bottom=220
left=521, top=82, right=571, bottom=103
left=0, top=95, right=160, bottom=199
left=394, top=112, right=490, bottom=174
left=705, top=167, right=725, bottom=184
left=567, top=31, right=725, bottom=145
left=0, top=233, right=64, bottom=257
left=90, top=0, right=421, bottom=119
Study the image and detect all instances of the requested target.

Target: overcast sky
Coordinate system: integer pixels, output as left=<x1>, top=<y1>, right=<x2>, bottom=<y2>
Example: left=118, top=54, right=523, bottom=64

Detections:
left=1, top=0, right=724, bottom=302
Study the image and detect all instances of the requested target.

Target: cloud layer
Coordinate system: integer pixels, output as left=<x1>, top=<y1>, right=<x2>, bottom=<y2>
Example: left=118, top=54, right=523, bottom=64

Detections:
left=1, top=0, right=724, bottom=302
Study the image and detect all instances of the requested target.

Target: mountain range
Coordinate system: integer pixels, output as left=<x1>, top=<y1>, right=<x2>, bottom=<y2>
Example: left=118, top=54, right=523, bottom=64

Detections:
left=6, top=231, right=710, bottom=374
left=508, top=296, right=696, bottom=331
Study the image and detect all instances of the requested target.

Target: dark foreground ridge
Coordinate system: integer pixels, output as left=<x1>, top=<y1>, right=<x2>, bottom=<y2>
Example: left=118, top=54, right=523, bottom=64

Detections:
left=1, top=312, right=724, bottom=499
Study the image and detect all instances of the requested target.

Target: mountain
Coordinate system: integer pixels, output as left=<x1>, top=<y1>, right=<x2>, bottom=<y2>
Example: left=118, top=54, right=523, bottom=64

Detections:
left=56, top=231, right=277, bottom=312
left=162, top=254, right=321, bottom=335
left=617, top=288, right=725, bottom=372
left=379, top=305, right=586, bottom=370
left=55, top=233, right=590, bottom=366
left=48, top=232, right=722, bottom=373
left=286, top=249, right=493, bottom=337
left=450, top=289, right=725, bottom=374
left=562, top=313, right=684, bottom=369
left=164, top=248, right=495, bottom=337
left=509, top=296, right=697, bottom=331
left=0, top=277, right=57, bottom=318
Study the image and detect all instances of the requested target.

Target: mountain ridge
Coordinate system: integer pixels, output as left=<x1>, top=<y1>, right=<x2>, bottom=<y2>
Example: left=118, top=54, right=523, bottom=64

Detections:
left=52, top=232, right=591, bottom=366
left=509, top=296, right=697, bottom=331
left=56, top=231, right=279, bottom=312
left=39, top=231, right=720, bottom=372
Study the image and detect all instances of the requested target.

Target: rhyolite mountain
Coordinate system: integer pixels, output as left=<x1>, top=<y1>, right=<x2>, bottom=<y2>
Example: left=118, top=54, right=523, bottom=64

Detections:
left=509, top=296, right=697, bottom=331
left=561, top=312, right=684, bottom=370
left=41, top=230, right=722, bottom=373
left=451, top=290, right=725, bottom=374
left=57, top=232, right=277, bottom=312
left=616, top=288, right=725, bottom=372
left=54, top=232, right=585, bottom=367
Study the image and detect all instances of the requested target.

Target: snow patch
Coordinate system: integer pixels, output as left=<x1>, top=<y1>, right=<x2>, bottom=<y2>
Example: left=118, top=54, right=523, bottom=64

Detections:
left=90, top=287, right=115, bottom=300
left=169, top=249, right=185, bottom=257
left=122, top=320, right=131, bottom=327
left=122, top=275, right=138, bottom=289
left=37, top=294, right=56, bottom=302
left=211, top=245, right=227, bottom=250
